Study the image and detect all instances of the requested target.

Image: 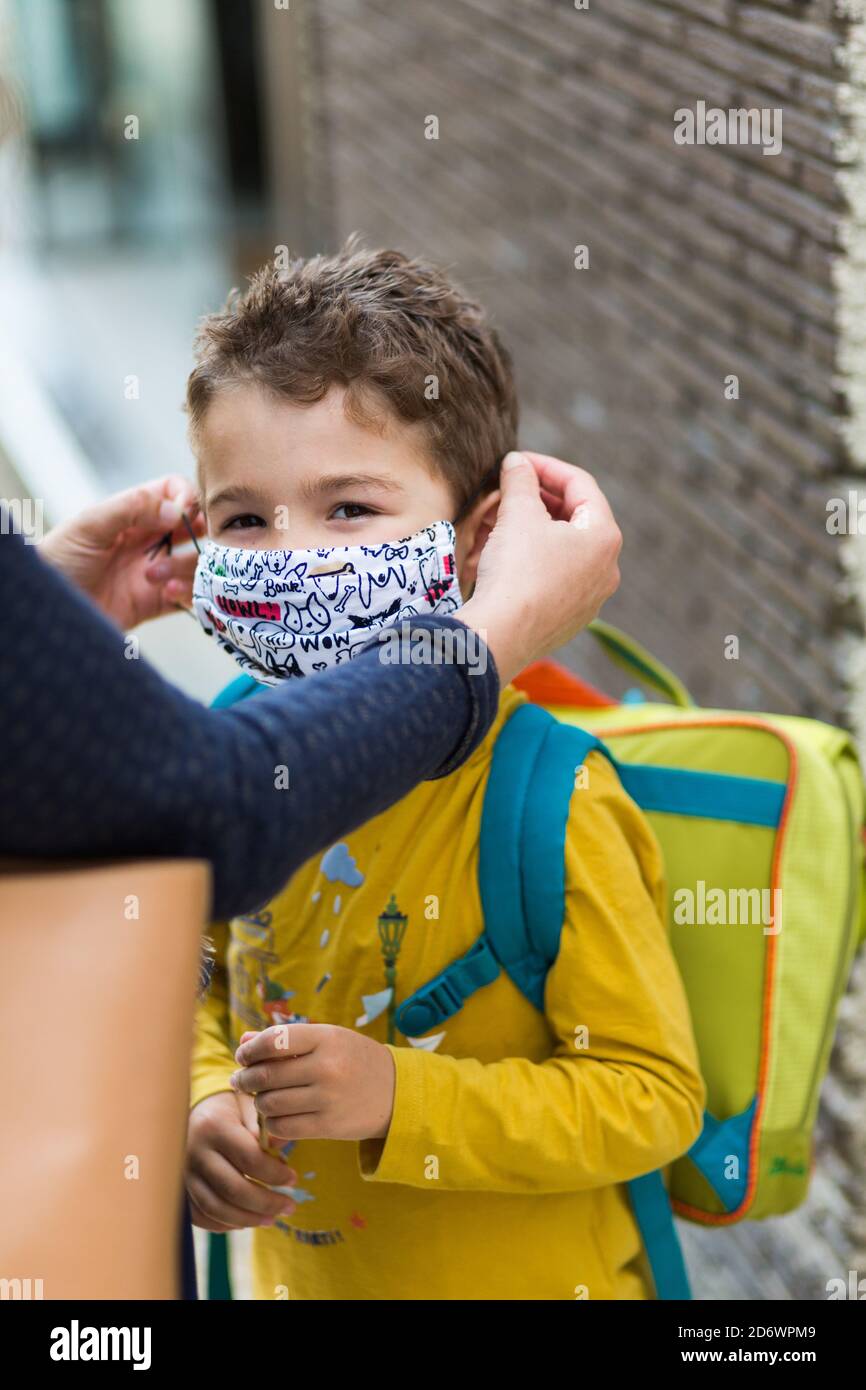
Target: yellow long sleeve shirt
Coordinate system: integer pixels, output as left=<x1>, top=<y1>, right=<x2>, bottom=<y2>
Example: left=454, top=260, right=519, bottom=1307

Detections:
left=191, top=686, right=705, bottom=1300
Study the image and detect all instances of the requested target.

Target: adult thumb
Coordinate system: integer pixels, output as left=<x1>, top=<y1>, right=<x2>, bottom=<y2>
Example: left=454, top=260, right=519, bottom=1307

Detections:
left=497, top=451, right=546, bottom=516
left=77, top=484, right=181, bottom=545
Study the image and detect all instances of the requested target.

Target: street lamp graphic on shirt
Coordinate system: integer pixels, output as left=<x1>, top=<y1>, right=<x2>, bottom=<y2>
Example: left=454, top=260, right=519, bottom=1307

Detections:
left=377, top=894, right=409, bottom=1044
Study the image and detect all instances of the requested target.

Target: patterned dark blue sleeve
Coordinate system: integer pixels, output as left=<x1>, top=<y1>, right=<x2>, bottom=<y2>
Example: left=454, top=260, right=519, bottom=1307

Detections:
left=0, top=533, right=499, bottom=918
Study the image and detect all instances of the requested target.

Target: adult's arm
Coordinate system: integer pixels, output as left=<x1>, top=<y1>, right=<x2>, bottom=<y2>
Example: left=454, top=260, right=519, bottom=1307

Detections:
left=0, top=529, right=497, bottom=918
left=1, top=452, right=620, bottom=918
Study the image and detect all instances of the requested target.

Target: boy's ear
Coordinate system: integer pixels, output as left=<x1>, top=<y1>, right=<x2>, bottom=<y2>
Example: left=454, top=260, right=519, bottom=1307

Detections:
left=456, top=489, right=500, bottom=596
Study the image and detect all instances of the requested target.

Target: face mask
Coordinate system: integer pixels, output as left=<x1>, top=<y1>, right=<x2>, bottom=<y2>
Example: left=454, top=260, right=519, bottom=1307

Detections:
left=192, top=519, right=462, bottom=683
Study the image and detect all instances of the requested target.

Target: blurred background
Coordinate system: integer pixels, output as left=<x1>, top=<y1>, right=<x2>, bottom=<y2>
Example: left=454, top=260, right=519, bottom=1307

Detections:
left=0, top=0, right=330, bottom=690
left=0, top=0, right=276, bottom=491
left=1, top=0, right=864, bottom=1299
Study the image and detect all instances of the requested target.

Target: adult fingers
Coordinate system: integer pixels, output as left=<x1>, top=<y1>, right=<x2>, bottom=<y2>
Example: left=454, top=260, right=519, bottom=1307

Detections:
left=523, top=452, right=615, bottom=526
left=144, top=547, right=199, bottom=585
left=81, top=475, right=199, bottom=543
left=495, top=451, right=548, bottom=519
left=539, top=486, right=564, bottom=517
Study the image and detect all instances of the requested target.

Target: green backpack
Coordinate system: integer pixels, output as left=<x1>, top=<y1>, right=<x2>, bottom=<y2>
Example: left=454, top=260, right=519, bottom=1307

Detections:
left=207, top=621, right=866, bottom=1301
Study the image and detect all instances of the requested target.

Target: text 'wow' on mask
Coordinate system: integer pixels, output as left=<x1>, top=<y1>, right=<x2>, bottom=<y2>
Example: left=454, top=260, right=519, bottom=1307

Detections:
left=192, top=520, right=462, bottom=684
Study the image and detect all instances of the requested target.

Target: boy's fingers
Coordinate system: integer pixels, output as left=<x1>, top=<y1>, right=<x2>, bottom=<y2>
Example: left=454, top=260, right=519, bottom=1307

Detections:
left=187, top=1169, right=280, bottom=1229
left=196, top=1148, right=293, bottom=1219
left=217, top=1117, right=296, bottom=1187
left=187, top=1195, right=240, bottom=1233
left=235, top=1022, right=321, bottom=1067
left=255, top=1082, right=319, bottom=1119
left=241, top=1055, right=318, bottom=1097
left=187, top=1170, right=251, bottom=1227
left=232, top=1057, right=315, bottom=1095
left=237, top=1089, right=261, bottom=1139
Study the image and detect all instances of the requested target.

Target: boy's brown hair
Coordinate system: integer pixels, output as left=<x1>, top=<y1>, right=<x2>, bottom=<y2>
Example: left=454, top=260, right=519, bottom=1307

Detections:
left=186, top=238, right=518, bottom=516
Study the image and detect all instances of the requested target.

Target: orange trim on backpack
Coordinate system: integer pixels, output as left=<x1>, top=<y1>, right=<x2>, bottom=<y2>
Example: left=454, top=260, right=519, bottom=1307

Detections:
left=584, top=713, right=798, bottom=1227
left=513, top=659, right=616, bottom=709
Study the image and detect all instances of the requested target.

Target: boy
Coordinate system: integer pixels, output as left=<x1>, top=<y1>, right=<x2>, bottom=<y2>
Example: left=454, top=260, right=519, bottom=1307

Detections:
left=186, top=242, right=705, bottom=1300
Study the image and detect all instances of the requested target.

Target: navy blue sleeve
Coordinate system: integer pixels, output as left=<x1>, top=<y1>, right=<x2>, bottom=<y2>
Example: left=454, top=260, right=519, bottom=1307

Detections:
left=0, top=532, right=499, bottom=918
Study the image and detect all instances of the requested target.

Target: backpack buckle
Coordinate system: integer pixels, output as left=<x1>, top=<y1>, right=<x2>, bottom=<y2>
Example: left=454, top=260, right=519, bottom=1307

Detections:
left=395, top=935, right=500, bottom=1037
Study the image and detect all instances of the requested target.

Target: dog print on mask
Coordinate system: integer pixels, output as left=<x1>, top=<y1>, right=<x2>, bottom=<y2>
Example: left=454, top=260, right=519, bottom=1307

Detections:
left=244, top=623, right=304, bottom=678
left=192, top=520, right=461, bottom=685
left=285, top=591, right=331, bottom=636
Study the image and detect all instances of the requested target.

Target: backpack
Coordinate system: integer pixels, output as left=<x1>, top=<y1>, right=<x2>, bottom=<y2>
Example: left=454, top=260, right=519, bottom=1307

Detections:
left=395, top=619, right=866, bottom=1298
left=205, top=620, right=866, bottom=1301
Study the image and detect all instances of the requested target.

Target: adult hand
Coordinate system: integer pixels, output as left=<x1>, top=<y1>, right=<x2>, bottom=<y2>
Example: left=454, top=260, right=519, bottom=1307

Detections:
left=458, top=451, right=621, bottom=683
left=38, top=475, right=205, bottom=630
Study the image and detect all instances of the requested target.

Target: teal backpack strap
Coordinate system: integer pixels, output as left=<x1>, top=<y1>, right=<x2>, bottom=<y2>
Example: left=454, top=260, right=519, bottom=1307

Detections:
left=401, top=701, right=691, bottom=1300
left=396, top=703, right=555, bottom=1033
left=501, top=709, right=693, bottom=1301
left=627, top=1172, right=692, bottom=1300
left=395, top=703, right=593, bottom=1033
left=511, top=710, right=605, bottom=996
left=395, top=936, right=501, bottom=1036
left=210, top=672, right=264, bottom=708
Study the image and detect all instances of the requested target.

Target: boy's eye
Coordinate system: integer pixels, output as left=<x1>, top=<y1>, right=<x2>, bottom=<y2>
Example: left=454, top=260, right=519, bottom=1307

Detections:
left=223, top=514, right=266, bottom=531
left=330, top=502, right=377, bottom=521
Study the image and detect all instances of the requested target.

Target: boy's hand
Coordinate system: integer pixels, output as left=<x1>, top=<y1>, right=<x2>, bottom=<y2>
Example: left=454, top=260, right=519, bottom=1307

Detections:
left=185, top=1089, right=299, bottom=1231
left=231, top=1024, right=397, bottom=1143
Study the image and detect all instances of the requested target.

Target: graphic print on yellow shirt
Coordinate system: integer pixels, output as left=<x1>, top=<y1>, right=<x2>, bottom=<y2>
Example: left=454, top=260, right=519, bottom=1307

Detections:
left=192, top=686, right=706, bottom=1299
left=225, top=862, right=443, bottom=1242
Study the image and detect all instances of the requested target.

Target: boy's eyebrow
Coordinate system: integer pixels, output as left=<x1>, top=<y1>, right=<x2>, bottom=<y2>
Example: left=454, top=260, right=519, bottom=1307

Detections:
left=300, top=472, right=406, bottom=498
left=206, top=473, right=406, bottom=512
left=205, top=483, right=274, bottom=511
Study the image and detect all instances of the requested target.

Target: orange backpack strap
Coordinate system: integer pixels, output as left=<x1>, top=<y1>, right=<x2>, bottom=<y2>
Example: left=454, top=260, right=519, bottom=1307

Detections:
left=512, top=658, right=617, bottom=709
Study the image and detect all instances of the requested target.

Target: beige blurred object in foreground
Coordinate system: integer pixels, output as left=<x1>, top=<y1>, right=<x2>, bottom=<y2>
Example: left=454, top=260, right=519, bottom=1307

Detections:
left=0, top=859, right=209, bottom=1299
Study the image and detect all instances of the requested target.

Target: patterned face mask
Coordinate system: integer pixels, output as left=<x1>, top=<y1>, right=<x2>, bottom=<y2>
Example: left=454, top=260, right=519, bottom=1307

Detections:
left=192, top=520, right=462, bottom=684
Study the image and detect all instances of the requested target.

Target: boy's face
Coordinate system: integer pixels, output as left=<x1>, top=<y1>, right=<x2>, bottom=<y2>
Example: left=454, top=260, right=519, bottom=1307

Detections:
left=196, top=384, right=496, bottom=588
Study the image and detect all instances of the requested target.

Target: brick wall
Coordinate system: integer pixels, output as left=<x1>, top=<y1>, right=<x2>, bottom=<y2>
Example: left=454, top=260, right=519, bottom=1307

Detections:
left=292, top=0, right=866, bottom=1298
left=304, top=0, right=862, bottom=719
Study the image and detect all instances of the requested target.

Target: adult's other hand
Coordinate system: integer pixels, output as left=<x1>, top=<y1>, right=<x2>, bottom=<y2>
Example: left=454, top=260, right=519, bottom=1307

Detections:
left=39, top=475, right=205, bottom=630
left=459, top=451, right=621, bottom=684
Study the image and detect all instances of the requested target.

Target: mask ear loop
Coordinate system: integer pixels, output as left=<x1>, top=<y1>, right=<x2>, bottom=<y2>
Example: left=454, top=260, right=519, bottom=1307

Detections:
left=180, top=510, right=203, bottom=554
left=145, top=510, right=202, bottom=617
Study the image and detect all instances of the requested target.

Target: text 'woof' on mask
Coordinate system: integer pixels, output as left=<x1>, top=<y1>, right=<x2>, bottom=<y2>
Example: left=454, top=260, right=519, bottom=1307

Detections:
left=192, top=520, right=462, bottom=683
